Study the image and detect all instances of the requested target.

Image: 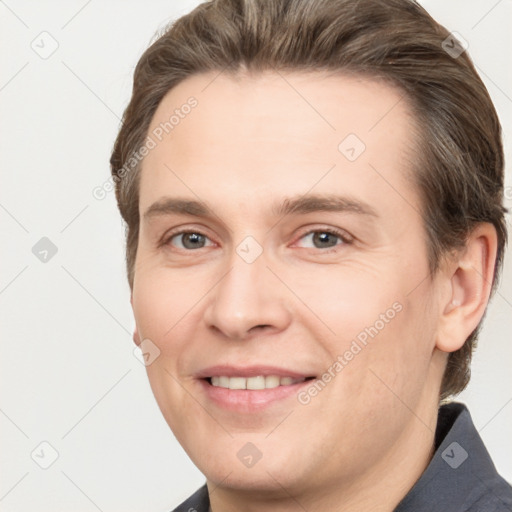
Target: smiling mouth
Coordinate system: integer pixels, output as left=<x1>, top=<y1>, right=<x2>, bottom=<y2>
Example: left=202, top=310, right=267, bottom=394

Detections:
left=205, top=375, right=316, bottom=390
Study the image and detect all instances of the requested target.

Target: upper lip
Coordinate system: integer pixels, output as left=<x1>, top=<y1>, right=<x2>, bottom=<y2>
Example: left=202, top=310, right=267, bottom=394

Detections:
left=195, top=365, right=315, bottom=379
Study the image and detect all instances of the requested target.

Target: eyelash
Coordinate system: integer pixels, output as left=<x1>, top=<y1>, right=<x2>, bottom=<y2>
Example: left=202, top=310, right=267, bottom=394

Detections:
left=160, top=226, right=353, bottom=253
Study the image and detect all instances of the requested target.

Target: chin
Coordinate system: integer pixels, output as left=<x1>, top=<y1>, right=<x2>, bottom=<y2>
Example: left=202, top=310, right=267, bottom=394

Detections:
left=206, top=465, right=300, bottom=496
left=196, top=446, right=309, bottom=494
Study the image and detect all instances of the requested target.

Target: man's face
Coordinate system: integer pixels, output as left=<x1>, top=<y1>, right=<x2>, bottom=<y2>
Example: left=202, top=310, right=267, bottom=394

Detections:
left=132, top=71, right=447, bottom=494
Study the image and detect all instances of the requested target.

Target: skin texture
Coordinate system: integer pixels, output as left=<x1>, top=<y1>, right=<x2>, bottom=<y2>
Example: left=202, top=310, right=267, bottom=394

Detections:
left=130, top=71, right=497, bottom=512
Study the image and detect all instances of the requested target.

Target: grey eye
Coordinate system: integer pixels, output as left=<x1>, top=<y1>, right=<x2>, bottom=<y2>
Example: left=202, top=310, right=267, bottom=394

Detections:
left=171, top=232, right=210, bottom=250
left=299, top=231, right=344, bottom=249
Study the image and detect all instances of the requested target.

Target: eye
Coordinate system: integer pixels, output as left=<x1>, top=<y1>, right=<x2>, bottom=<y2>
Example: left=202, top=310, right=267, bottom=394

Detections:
left=164, top=231, right=215, bottom=250
left=295, top=228, right=352, bottom=251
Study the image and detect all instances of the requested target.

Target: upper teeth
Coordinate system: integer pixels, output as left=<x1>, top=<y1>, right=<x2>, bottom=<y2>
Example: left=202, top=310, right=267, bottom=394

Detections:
left=210, top=375, right=305, bottom=390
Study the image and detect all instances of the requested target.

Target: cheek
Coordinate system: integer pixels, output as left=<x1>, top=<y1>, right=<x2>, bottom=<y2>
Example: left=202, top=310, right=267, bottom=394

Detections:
left=300, top=261, right=437, bottom=391
left=132, top=267, right=201, bottom=344
left=132, top=273, right=203, bottom=433
left=293, top=264, right=406, bottom=342
left=132, top=278, right=166, bottom=341
left=350, top=289, right=438, bottom=414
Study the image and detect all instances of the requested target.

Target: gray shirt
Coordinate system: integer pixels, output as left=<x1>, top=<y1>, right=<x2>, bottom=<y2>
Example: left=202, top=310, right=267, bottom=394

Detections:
left=171, top=402, right=512, bottom=511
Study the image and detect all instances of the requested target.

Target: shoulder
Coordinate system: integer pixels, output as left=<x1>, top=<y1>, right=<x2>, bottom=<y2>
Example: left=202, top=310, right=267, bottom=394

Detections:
left=395, top=402, right=512, bottom=512
left=463, top=473, right=512, bottom=512
left=169, top=484, right=209, bottom=512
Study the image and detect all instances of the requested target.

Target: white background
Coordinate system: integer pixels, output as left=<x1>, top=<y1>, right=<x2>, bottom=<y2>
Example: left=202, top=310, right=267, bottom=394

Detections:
left=0, top=1, right=511, bottom=511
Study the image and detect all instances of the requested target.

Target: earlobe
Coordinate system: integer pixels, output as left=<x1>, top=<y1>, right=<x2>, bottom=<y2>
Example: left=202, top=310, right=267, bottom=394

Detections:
left=133, top=325, right=141, bottom=346
left=130, top=293, right=141, bottom=346
left=436, top=223, right=497, bottom=353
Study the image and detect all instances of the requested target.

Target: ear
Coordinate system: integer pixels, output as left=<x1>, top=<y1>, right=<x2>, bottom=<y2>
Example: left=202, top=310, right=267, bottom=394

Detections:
left=130, top=293, right=141, bottom=347
left=436, top=223, right=498, bottom=353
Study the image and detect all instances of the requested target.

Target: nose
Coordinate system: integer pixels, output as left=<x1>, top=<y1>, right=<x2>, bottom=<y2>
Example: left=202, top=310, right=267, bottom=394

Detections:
left=202, top=249, right=292, bottom=341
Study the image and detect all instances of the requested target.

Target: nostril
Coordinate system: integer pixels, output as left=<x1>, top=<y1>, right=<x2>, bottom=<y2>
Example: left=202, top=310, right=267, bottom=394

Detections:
left=251, top=324, right=271, bottom=333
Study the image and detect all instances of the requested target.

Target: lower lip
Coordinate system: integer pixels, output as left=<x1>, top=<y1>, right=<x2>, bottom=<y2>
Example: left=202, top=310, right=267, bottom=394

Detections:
left=197, top=378, right=313, bottom=412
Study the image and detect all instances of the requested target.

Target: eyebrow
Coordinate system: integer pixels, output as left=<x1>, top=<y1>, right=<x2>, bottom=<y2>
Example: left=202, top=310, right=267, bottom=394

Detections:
left=143, top=194, right=378, bottom=221
left=273, top=194, right=378, bottom=218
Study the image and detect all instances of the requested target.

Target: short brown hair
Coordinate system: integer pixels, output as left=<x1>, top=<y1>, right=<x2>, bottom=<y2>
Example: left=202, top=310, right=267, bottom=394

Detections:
left=110, top=0, right=507, bottom=399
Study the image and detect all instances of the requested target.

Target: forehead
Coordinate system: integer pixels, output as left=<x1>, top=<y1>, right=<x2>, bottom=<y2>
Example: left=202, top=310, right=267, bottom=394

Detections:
left=139, top=70, right=418, bottom=215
